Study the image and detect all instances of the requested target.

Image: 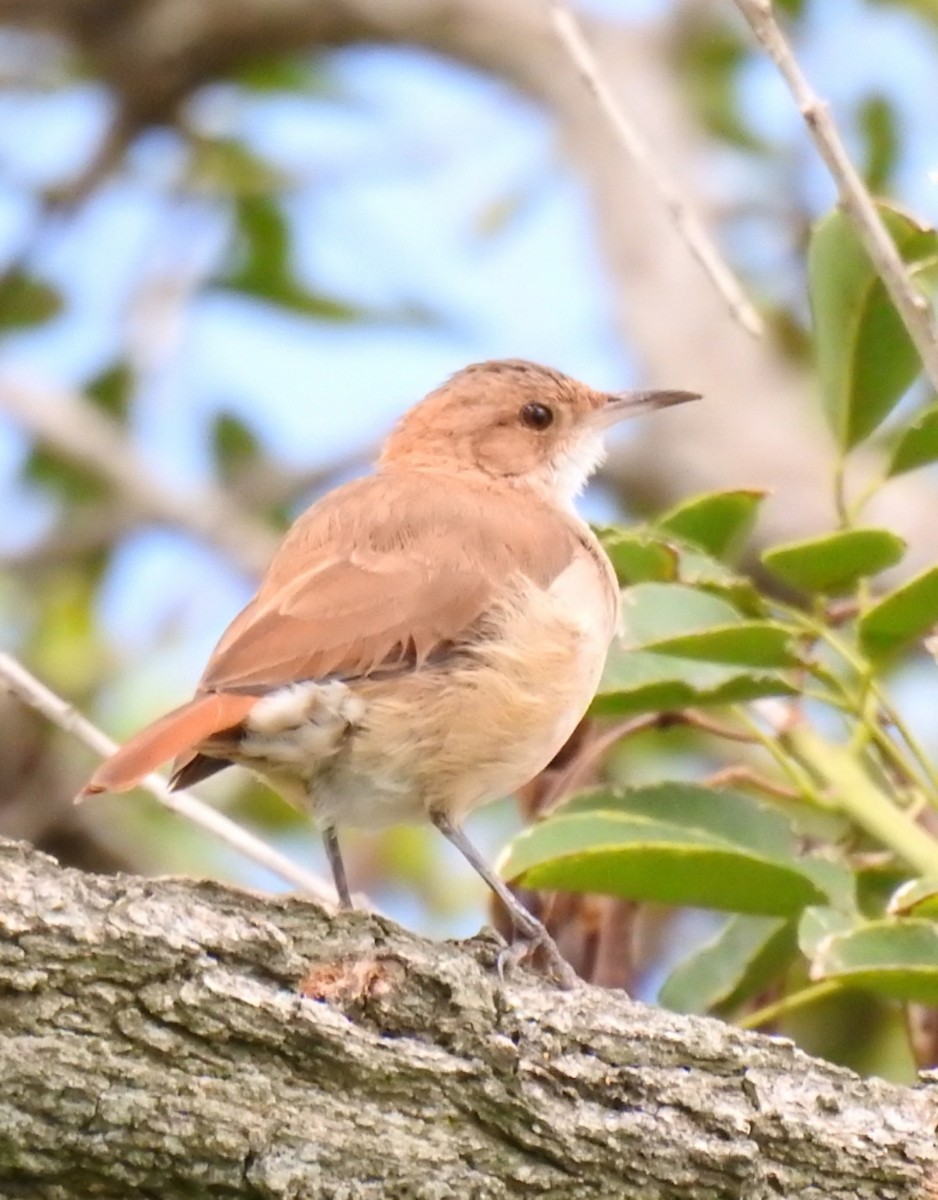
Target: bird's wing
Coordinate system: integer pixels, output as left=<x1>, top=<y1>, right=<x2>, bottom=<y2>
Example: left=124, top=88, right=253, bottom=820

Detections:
left=198, top=472, right=582, bottom=694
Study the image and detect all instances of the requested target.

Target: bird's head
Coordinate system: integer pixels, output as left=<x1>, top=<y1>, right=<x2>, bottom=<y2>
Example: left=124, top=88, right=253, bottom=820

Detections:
left=380, top=358, right=698, bottom=507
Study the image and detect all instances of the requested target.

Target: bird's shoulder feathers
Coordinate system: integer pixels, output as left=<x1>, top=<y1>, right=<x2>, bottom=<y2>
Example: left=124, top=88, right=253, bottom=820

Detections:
left=200, top=471, right=595, bottom=693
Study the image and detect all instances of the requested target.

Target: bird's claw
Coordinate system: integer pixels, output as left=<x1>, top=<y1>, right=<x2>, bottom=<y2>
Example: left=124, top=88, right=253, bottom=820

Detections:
left=496, top=927, right=578, bottom=990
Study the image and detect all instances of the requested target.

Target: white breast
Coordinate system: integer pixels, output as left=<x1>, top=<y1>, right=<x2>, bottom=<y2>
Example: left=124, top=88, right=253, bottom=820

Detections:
left=544, top=542, right=618, bottom=649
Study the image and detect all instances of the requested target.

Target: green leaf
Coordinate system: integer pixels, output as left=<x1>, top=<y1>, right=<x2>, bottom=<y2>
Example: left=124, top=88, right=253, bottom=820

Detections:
left=187, top=136, right=287, bottom=197
left=811, top=918, right=938, bottom=1004
left=560, top=784, right=798, bottom=857
left=659, top=914, right=796, bottom=1015
left=858, top=565, right=938, bottom=659
left=498, top=786, right=828, bottom=916
left=595, top=582, right=794, bottom=712
left=888, top=877, right=938, bottom=918
left=596, top=528, right=678, bottom=585
left=0, top=270, right=63, bottom=330
left=798, top=905, right=857, bottom=957
left=221, top=196, right=361, bottom=320
left=676, top=21, right=763, bottom=150
left=212, top=412, right=261, bottom=479
left=86, top=363, right=133, bottom=422
left=597, top=527, right=764, bottom=611
left=596, top=647, right=794, bottom=717
left=761, top=528, right=906, bottom=594
left=808, top=203, right=938, bottom=449
left=644, top=621, right=798, bottom=667
left=886, top=402, right=938, bottom=477
left=26, top=570, right=102, bottom=692
left=859, top=94, right=899, bottom=193
left=232, top=56, right=328, bottom=94
left=25, top=447, right=108, bottom=503
left=620, top=583, right=744, bottom=646
left=675, top=547, right=766, bottom=615
left=656, top=489, right=765, bottom=560
left=857, top=862, right=913, bottom=918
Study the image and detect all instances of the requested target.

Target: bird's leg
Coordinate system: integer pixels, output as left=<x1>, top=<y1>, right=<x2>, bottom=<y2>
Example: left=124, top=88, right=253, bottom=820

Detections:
left=430, top=811, right=578, bottom=989
left=322, top=824, right=353, bottom=910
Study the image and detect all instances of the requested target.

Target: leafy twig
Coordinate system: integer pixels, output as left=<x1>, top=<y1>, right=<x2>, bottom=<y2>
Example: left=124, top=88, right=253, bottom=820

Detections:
left=733, top=0, right=938, bottom=393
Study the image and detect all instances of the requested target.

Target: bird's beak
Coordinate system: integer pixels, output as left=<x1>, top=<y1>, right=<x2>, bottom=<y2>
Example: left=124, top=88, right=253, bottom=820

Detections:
left=593, top=388, right=701, bottom=429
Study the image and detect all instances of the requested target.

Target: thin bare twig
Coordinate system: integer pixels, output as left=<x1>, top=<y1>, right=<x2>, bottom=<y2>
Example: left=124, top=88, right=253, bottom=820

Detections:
left=682, top=710, right=761, bottom=743
left=538, top=708, right=755, bottom=813
left=733, top=0, right=938, bottom=393
left=546, top=0, right=764, bottom=339
left=0, top=375, right=278, bottom=577
left=703, top=764, right=800, bottom=801
left=0, top=651, right=337, bottom=906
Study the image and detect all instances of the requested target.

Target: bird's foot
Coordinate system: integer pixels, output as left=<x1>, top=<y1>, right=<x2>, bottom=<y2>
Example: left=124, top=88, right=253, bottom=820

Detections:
left=496, top=923, right=578, bottom=990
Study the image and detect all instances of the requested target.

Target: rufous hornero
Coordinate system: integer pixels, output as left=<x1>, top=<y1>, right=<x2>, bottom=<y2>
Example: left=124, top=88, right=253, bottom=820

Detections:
left=80, top=359, right=697, bottom=986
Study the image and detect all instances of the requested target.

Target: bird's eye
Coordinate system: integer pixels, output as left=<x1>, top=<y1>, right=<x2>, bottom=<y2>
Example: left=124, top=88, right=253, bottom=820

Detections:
left=520, top=402, right=554, bottom=431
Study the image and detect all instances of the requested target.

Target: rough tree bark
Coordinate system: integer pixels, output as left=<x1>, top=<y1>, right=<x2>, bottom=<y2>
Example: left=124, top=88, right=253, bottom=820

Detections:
left=1, top=835, right=937, bottom=1199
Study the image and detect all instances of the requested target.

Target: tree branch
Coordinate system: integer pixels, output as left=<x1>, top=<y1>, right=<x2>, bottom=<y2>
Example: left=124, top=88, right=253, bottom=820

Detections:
left=0, top=374, right=278, bottom=577
left=733, top=0, right=938, bottom=393
left=0, top=835, right=936, bottom=1197
left=547, top=0, right=764, bottom=339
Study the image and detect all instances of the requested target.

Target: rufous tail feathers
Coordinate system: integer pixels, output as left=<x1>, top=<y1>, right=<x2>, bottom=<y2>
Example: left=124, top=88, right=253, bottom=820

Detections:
left=78, top=692, right=256, bottom=798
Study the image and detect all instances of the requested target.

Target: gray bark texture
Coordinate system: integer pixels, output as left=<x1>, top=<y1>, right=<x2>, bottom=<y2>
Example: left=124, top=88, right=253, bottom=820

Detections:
left=1, top=837, right=938, bottom=1199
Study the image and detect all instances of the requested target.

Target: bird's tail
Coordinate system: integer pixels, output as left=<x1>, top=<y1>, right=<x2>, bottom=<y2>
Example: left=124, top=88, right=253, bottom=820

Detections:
left=78, top=692, right=256, bottom=798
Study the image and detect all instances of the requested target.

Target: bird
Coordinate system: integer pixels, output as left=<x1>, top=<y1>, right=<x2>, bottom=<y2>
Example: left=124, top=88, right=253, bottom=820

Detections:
left=80, top=359, right=697, bottom=985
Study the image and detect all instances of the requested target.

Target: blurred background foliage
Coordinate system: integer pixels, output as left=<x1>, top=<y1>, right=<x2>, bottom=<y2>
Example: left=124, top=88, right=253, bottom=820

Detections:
left=2, top=0, right=938, bottom=1084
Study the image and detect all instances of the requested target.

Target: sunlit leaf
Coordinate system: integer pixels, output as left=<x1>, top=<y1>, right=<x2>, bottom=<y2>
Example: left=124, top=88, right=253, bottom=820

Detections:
left=619, top=583, right=743, bottom=646
left=560, top=784, right=798, bottom=857
left=656, top=489, right=765, bottom=560
left=595, top=582, right=794, bottom=711
left=644, top=621, right=798, bottom=667
left=597, top=528, right=678, bottom=585
left=761, top=528, right=906, bottom=594
left=812, top=918, right=938, bottom=1004
left=798, top=905, right=857, bottom=957
left=659, top=914, right=796, bottom=1015
left=888, top=877, right=938, bottom=918
left=499, top=786, right=827, bottom=916
left=674, top=546, right=766, bottom=615
left=596, top=647, right=794, bottom=716
left=808, top=203, right=938, bottom=449
left=886, top=402, right=938, bottom=477
left=598, top=528, right=764, bottom=615
left=858, top=565, right=938, bottom=658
